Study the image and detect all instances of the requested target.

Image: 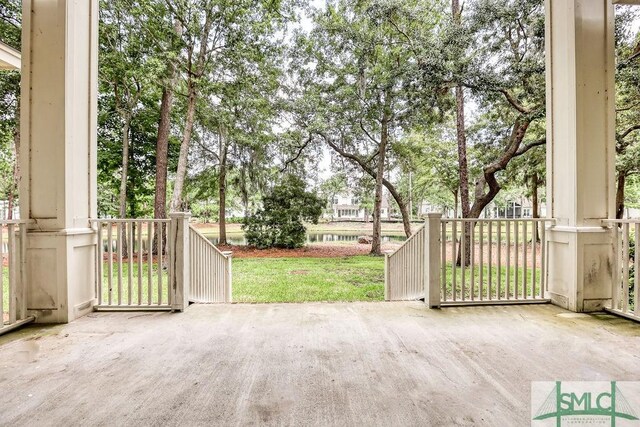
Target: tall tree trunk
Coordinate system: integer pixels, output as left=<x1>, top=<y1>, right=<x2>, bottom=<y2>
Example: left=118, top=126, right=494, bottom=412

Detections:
left=455, top=85, right=469, bottom=219
left=616, top=171, right=626, bottom=220
left=531, top=173, right=540, bottom=242
left=371, top=112, right=390, bottom=256
left=154, top=86, right=174, bottom=220
left=154, top=19, right=181, bottom=220
left=218, top=133, right=229, bottom=245
left=170, top=84, right=197, bottom=211
left=453, top=188, right=459, bottom=219
left=119, top=118, right=131, bottom=257
left=118, top=119, right=131, bottom=219
left=169, top=13, right=213, bottom=212
left=9, top=99, right=20, bottom=220
left=453, top=0, right=471, bottom=266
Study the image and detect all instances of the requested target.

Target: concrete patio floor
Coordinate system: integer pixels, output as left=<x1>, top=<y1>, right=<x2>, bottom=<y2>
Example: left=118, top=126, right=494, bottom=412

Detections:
left=0, top=302, right=639, bottom=426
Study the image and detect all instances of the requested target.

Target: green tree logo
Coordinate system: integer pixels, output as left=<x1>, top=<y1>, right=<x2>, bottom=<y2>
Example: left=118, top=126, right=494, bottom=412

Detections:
left=533, top=381, right=638, bottom=426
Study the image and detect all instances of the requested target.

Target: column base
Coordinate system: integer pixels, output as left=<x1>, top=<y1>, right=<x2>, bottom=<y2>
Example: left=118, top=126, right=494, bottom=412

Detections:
left=26, top=228, right=97, bottom=323
left=546, top=225, right=613, bottom=313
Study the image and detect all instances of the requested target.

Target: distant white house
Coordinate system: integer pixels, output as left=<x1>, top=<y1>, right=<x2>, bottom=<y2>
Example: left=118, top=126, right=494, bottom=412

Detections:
left=325, top=191, right=394, bottom=221
left=417, top=198, right=547, bottom=219
left=328, top=194, right=366, bottom=220
left=484, top=199, right=547, bottom=219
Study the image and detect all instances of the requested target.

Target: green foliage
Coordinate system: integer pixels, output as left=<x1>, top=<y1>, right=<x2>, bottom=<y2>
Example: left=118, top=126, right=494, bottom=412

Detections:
left=243, top=175, right=324, bottom=249
left=0, top=0, right=21, bottom=209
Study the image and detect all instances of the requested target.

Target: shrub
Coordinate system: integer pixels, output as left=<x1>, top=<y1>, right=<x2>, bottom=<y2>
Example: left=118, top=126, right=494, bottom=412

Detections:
left=242, top=175, right=325, bottom=249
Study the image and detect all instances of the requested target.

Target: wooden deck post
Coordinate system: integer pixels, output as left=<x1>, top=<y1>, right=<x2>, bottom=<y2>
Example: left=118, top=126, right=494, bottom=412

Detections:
left=170, top=213, right=191, bottom=312
left=222, top=251, right=233, bottom=303
left=425, top=213, right=442, bottom=308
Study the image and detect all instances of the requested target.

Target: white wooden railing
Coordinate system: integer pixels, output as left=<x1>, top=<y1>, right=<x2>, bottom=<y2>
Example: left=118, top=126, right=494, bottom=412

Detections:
left=602, top=219, right=640, bottom=322
left=93, top=218, right=174, bottom=310
left=93, top=214, right=232, bottom=310
left=440, top=217, right=554, bottom=305
left=189, top=225, right=232, bottom=303
left=385, top=223, right=427, bottom=301
left=385, top=213, right=554, bottom=307
left=0, top=220, right=34, bottom=335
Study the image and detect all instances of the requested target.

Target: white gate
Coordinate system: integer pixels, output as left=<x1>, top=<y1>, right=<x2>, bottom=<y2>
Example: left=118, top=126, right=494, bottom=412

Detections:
left=385, top=213, right=553, bottom=307
left=189, top=225, right=232, bottom=303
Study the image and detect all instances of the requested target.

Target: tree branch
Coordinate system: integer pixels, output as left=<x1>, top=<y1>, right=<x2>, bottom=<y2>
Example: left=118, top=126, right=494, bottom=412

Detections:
left=280, top=136, right=312, bottom=172
left=515, top=137, right=546, bottom=157
left=618, top=124, right=640, bottom=141
left=499, top=89, right=530, bottom=115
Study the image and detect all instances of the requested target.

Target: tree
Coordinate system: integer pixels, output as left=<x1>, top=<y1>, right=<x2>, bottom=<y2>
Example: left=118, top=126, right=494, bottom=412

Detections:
left=242, top=175, right=324, bottom=249
left=395, top=127, right=460, bottom=217
left=451, top=0, right=471, bottom=223
left=455, top=0, right=546, bottom=220
left=167, top=0, right=289, bottom=212
left=154, top=16, right=183, bottom=222
left=0, top=0, right=21, bottom=219
left=614, top=7, right=640, bottom=219
left=290, top=0, right=447, bottom=254
left=100, top=0, right=163, bottom=220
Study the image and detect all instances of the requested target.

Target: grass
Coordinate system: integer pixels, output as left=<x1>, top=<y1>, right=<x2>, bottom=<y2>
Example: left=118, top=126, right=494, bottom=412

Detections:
left=98, top=259, right=170, bottom=306
left=1, top=269, right=8, bottom=316
left=232, top=256, right=385, bottom=303
left=441, top=263, right=544, bottom=301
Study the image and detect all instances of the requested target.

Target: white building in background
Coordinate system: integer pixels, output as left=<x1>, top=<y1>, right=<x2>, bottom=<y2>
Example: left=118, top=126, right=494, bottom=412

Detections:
left=325, top=192, right=396, bottom=221
left=417, top=198, right=547, bottom=219
left=0, top=200, right=19, bottom=220
left=328, top=194, right=366, bottom=220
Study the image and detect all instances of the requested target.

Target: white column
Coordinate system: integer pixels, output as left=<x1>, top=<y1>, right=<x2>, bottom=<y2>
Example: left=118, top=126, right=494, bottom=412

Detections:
left=20, top=0, right=99, bottom=323
left=545, top=0, right=615, bottom=312
left=424, top=213, right=441, bottom=308
left=169, top=213, right=191, bottom=311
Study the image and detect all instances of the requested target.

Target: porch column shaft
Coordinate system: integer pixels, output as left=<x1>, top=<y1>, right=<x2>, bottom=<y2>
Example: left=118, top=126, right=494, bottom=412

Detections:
left=20, top=0, right=99, bottom=323
left=169, top=213, right=191, bottom=311
left=424, top=213, right=441, bottom=308
left=545, top=0, right=615, bottom=312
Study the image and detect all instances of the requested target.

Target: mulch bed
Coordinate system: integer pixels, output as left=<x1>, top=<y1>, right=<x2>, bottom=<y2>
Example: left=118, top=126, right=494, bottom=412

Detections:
left=215, top=243, right=401, bottom=259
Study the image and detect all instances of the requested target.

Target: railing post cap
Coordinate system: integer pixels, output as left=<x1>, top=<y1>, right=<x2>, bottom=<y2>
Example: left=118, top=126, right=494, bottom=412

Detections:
left=222, top=251, right=233, bottom=257
left=427, top=212, right=443, bottom=219
left=169, top=212, right=192, bottom=219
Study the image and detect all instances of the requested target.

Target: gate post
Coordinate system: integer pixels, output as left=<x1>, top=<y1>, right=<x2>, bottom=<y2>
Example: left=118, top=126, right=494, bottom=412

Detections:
left=169, top=212, right=191, bottom=312
left=424, top=213, right=442, bottom=308
left=222, top=251, right=233, bottom=303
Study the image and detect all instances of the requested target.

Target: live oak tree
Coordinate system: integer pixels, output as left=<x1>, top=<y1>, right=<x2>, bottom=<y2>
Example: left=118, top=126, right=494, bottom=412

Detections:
left=614, top=7, right=640, bottom=219
left=290, top=0, right=447, bottom=255
left=443, top=0, right=545, bottom=220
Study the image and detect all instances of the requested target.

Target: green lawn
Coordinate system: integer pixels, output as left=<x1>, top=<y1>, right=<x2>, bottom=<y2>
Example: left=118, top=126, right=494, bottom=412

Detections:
left=1, top=269, right=8, bottom=315
left=232, top=256, right=385, bottom=303
left=99, top=260, right=170, bottom=306
left=441, top=263, right=544, bottom=301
